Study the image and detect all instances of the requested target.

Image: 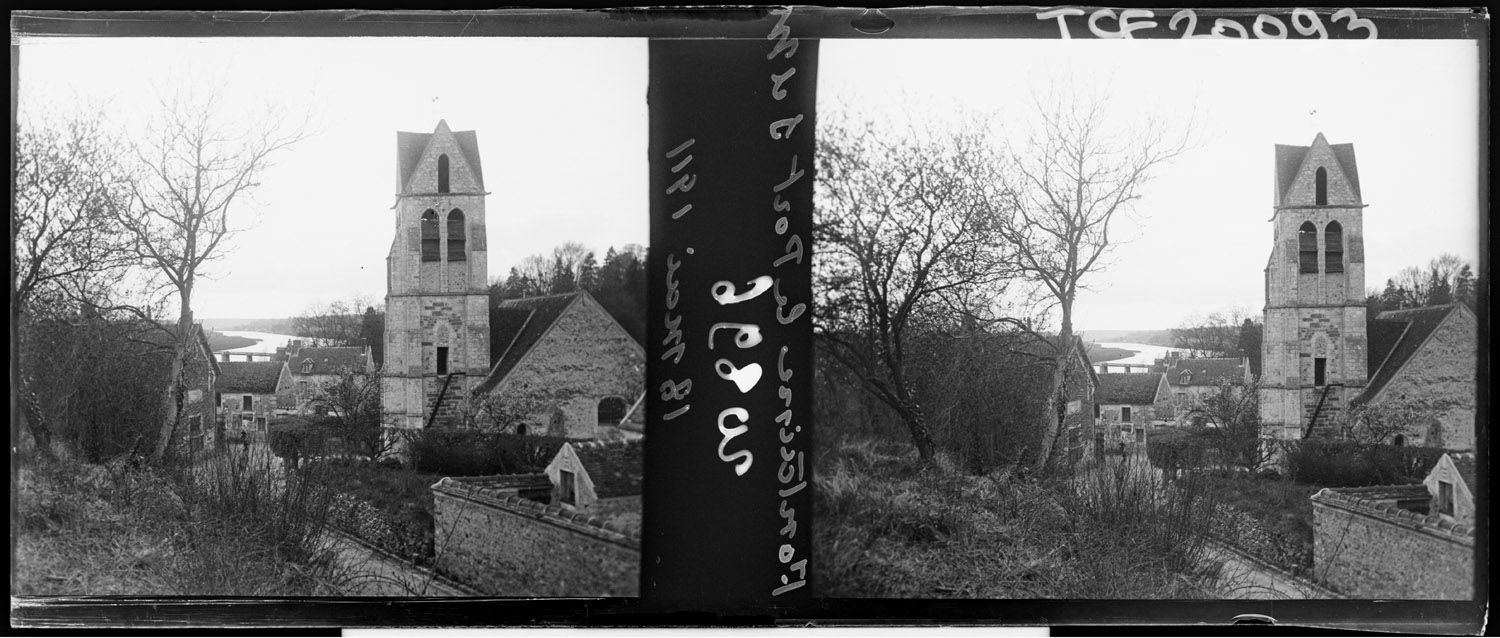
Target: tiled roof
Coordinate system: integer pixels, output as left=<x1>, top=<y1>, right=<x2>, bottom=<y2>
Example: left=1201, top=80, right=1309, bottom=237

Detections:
left=1354, top=304, right=1463, bottom=407
left=218, top=361, right=285, bottom=394
left=473, top=292, right=584, bottom=395
left=1274, top=134, right=1361, bottom=205
left=572, top=439, right=643, bottom=499
left=291, top=346, right=368, bottom=376
left=1168, top=358, right=1244, bottom=387
left=1097, top=373, right=1165, bottom=405
left=395, top=121, right=484, bottom=193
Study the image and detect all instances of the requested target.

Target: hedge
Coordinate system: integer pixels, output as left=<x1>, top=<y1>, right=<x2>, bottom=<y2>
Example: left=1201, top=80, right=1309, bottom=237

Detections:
left=1282, top=439, right=1444, bottom=487
left=405, top=429, right=573, bottom=476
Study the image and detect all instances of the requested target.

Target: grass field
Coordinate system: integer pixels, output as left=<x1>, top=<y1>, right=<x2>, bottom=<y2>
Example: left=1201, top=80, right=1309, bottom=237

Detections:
left=815, top=434, right=1221, bottom=598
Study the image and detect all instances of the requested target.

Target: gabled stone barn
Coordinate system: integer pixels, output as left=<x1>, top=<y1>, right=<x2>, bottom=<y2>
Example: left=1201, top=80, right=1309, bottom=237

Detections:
left=1350, top=304, right=1477, bottom=450
left=474, top=291, right=646, bottom=439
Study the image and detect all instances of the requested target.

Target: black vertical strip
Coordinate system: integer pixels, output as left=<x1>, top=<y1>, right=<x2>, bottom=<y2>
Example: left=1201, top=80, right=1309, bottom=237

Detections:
left=644, top=27, right=817, bottom=608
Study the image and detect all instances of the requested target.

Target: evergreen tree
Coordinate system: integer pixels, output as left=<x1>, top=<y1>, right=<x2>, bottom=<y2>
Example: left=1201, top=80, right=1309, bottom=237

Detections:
left=578, top=251, right=599, bottom=293
left=1453, top=264, right=1476, bottom=309
left=549, top=255, right=577, bottom=293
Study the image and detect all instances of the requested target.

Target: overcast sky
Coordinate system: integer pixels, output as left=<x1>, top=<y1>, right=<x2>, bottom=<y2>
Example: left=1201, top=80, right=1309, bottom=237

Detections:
left=17, top=37, right=649, bottom=321
left=821, top=39, right=1481, bottom=332
left=17, top=37, right=1480, bottom=332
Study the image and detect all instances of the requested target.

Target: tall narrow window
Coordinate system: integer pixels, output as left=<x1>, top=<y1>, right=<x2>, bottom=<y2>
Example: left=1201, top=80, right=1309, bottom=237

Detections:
left=436, top=346, right=449, bottom=375
left=420, top=210, right=440, bottom=261
left=1121, top=406, right=1133, bottom=423
left=1324, top=220, right=1344, bottom=273
left=447, top=209, right=466, bottom=261
left=1438, top=480, right=1455, bottom=516
left=437, top=154, right=450, bottom=193
left=1314, top=167, right=1328, bottom=205
left=560, top=469, right=578, bottom=505
left=1314, top=357, right=1327, bottom=386
left=1298, top=222, right=1319, bottom=273
left=242, top=395, right=253, bottom=411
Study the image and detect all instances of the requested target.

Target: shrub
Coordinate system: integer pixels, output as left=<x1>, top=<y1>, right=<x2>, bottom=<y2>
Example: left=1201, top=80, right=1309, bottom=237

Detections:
left=406, top=429, right=570, bottom=476
left=268, top=417, right=334, bottom=469
left=1283, top=439, right=1444, bottom=486
left=1146, top=427, right=1213, bottom=476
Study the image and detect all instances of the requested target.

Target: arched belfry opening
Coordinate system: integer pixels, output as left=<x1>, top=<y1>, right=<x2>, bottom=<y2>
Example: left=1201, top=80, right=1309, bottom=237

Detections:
left=1324, top=220, right=1344, bottom=273
left=1298, top=221, right=1319, bottom=274
left=421, top=210, right=440, bottom=262
left=447, top=209, right=466, bottom=261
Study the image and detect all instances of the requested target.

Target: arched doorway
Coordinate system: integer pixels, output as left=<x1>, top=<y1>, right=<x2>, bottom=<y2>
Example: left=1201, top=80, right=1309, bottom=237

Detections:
left=598, top=396, right=630, bottom=426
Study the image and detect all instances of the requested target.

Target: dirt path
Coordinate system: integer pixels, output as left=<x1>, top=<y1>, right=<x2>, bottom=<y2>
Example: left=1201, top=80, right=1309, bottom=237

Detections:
left=323, top=531, right=474, bottom=596
left=1203, top=540, right=1340, bottom=599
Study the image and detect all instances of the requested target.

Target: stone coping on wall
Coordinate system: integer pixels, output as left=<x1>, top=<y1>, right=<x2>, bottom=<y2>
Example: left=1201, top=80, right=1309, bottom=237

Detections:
left=1311, top=486, right=1474, bottom=542
left=432, top=475, right=641, bottom=548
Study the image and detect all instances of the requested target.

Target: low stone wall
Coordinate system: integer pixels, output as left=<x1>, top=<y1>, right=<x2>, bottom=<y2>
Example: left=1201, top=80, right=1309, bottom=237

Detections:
left=329, top=492, right=432, bottom=565
left=431, top=477, right=639, bottom=597
left=1208, top=506, right=1311, bottom=574
left=1311, top=488, right=1474, bottom=599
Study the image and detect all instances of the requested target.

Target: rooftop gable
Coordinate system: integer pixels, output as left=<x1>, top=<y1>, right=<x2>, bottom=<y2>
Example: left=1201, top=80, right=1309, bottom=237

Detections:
left=218, top=361, right=287, bottom=394
left=396, top=120, right=484, bottom=194
left=1355, top=304, right=1470, bottom=407
left=290, top=345, right=370, bottom=376
left=1097, top=372, right=1167, bottom=405
left=568, top=439, right=644, bottom=499
left=1275, top=133, right=1361, bottom=206
left=1168, top=357, right=1245, bottom=387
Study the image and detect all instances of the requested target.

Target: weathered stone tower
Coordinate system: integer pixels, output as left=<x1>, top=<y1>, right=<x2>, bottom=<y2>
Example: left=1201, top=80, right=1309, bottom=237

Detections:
left=1260, top=133, right=1368, bottom=439
left=383, top=121, right=490, bottom=431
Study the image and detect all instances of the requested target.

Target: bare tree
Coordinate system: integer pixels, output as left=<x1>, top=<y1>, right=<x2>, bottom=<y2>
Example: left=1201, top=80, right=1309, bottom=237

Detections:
left=1172, top=308, right=1254, bottom=358
left=110, top=89, right=308, bottom=463
left=292, top=295, right=374, bottom=347
left=995, top=90, right=1193, bottom=471
left=308, top=366, right=390, bottom=461
left=1191, top=379, right=1274, bottom=472
left=459, top=390, right=553, bottom=435
left=815, top=108, right=1015, bottom=461
left=13, top=111, right=134, bottom=454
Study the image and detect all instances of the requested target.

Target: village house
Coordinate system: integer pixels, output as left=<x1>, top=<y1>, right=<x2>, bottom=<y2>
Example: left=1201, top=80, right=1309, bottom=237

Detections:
left=475, top=292, right=646, bottom=439
left=217, top=360, right=292, bottom=439
left=545, top=439, right=644, bottom=529
left=1168, top=357, right=1249, bottom=426
left=1348, top=304, right=1478, bottom=450
left=1309, top=451, right=1476, bottom=598
left=1094, top=372, right=1172, bottom=446
left=284, top=343, right=376, bottom=414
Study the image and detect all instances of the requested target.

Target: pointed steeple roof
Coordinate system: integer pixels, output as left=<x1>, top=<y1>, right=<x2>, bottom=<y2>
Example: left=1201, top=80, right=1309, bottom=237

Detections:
left=1274, top=132, right=1361, bottom=206
left=395, top=119, right=486, bottom=193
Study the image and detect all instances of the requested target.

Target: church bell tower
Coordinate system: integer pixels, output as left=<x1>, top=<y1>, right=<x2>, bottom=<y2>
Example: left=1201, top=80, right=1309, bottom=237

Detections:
left=1260, top=133, right=1368, bottom=439
left=383, top=120, right=491, bottom=430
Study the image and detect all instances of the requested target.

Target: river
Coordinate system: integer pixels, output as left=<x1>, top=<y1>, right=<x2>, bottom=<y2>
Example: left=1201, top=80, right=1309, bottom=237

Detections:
left=218, top=330, right=302, bottom=354
left=1093, top=342, right=1190, bottom=367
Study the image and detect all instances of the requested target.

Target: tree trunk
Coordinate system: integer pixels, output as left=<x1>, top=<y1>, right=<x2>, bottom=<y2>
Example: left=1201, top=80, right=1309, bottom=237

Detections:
left=901, top=401, right=937, bottom=462
left=151, top=304, right=193, bottom=464
left=1032, top=319, right=1074, bottom=475
left=19, top=372, right=54, bottom=458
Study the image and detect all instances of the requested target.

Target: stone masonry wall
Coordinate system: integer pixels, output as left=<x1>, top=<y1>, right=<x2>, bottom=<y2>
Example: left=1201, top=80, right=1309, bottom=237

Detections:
left=1311, top=489, right=1474, bottom=599
left=431, top=478, right=640, bottom=597
left=1366, top=309, right=1477, bottom=451
left=491, top=296, right=645, bottom=439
